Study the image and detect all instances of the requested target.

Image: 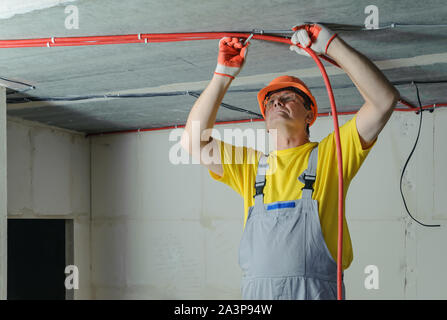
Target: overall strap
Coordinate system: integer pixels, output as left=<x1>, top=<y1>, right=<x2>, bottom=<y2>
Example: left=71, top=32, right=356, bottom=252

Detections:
left=298, top=145, right=319, bottom=199
left=253, top=153, right=269, bottom=207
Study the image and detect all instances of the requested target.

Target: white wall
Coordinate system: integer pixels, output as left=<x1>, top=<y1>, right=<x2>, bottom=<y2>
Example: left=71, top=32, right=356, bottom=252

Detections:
left=6, top=116, right=91, bottom=299
left=90, top=108, right=447, bottom=300
left=90, top=130, right=243, bottom=299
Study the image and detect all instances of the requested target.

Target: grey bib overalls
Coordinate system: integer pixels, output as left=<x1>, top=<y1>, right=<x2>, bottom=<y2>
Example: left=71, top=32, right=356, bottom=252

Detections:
left=238, top=145, right=346, bottom=300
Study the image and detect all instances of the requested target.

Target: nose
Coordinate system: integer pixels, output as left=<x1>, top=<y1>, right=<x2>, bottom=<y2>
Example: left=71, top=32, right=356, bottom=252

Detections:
left=272, top=97, right=285, bottom=109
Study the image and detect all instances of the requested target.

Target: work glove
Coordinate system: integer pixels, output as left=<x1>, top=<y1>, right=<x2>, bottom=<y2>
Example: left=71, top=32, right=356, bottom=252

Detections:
left=289, top=23, right=337, bottom=57
left=214, top=37, right=250, bottom=79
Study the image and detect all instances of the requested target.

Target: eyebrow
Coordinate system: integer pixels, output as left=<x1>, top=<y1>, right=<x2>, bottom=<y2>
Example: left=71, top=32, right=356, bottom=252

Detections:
left=268, top=92, right=296, bottom=99
left=266, top=93, right=303, bottom=105
left=264, top=87, right=313, bottom=110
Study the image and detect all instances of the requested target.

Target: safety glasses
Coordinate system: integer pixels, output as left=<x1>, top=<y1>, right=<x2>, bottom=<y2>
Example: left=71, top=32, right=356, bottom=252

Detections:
left=263, top=87, right=312, bottom=113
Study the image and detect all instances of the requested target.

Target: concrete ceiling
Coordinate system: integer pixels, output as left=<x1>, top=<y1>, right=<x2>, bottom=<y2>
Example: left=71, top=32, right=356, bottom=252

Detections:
left=1, top=0, right=446, bottom=134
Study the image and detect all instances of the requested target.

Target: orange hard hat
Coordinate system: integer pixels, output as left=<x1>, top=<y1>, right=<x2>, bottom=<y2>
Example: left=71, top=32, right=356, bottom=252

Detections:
left=257, top=75, right=318, bottom=126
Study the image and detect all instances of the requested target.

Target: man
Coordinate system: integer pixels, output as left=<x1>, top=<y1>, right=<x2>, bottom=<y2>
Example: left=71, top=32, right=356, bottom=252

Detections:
left=181, top=23, right=399, bottom=299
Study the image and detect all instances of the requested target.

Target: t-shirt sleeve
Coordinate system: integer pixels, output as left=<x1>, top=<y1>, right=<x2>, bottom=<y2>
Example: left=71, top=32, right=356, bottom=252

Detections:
left=208, top=139, right=259, bottom=197
left=321, top=114, right=377, bottom=183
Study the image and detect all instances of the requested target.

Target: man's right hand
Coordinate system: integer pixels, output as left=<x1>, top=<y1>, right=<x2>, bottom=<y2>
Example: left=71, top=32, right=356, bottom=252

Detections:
left=214, top=37, right=250, bottom=79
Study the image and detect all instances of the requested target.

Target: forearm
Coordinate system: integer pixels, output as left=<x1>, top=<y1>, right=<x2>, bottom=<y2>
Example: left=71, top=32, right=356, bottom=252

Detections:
left=181, top=73, right=232, bottom=151
left=326, top=37, right=399, bottom=110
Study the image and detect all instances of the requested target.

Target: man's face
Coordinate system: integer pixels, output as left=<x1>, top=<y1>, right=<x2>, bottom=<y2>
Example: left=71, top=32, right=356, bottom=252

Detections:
left=264, top=89, right=313, bottom=131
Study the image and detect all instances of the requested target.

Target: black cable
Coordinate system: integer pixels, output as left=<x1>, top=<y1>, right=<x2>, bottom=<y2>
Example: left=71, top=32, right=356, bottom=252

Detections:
left=321, top=23, right=447, bottom=31
left=6, top=79, right=447, bottom=104
left=399, top=82, right=440, bottom=227
left=0, top=76, right=35, bottom=92
left=6, top=91, right=188, bottom=102
left=183, top=91, right=262, bottom=118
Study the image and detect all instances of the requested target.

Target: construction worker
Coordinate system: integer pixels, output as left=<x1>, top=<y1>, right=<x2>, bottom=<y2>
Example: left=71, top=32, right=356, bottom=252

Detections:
left=181, top=23, right=399, bottom=299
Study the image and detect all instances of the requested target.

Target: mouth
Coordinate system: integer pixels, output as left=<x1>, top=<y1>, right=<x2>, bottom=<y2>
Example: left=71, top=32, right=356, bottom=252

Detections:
left=266, top=107, right=291, bottom=120
left=274, top=108, right=289, bottom=116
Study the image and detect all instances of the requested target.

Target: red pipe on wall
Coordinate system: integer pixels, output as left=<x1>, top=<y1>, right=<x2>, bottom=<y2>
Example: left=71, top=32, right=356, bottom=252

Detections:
left=87, top=103, right=447, bottom=136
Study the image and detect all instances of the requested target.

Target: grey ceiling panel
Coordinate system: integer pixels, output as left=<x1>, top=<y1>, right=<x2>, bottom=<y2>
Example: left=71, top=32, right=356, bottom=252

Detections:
left=1, top=0, right=446, bottom=133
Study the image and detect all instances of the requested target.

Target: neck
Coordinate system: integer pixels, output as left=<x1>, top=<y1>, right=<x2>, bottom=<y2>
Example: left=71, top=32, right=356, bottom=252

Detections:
left=271, top=126, right=310, bottom=151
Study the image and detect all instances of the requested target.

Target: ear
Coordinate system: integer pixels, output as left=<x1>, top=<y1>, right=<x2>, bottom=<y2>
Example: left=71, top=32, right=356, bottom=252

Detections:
left=306, top=110, right=314, bottom=124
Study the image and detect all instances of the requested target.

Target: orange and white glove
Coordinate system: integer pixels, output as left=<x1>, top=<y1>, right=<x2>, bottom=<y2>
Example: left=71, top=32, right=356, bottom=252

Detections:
left=289, top=23, right=337, bottom=57
left=214, top=37, right=250, bottom=79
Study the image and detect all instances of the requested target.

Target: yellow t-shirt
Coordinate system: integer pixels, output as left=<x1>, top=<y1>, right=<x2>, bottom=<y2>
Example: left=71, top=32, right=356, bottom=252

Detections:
left=209, top=115, right=376, bottom=270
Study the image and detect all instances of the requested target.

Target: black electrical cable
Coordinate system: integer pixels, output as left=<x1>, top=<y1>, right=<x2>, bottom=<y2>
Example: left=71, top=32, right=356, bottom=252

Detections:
left=6, top=79, right=447, bottom=104
left=0, top=76, right=35, bottom=92
left=399, top=82, right=440, bottom=227
left=187, top=91, right=262, bottom=118
left=6, top=91, right=188, bottom=102
left=322, top=23, right=447, bottom=31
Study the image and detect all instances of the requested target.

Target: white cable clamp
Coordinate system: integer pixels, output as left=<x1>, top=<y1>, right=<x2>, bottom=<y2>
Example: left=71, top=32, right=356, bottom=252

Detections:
left=144, top=38, right=148, bottom=44
left=138, top=33, right=141, bottom=40
left=51, top=37, right=55, bottom=43
left=46, top=42, right=51, bottom=48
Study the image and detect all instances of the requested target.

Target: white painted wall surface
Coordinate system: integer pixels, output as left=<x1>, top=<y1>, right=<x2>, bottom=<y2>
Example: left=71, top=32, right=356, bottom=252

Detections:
left=6, top=117, right=91, bottom=299
left=90, top=108, right=447, bottom=299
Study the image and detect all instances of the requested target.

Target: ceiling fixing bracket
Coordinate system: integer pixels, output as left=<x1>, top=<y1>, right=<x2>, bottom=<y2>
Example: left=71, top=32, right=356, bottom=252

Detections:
left=243, top=29, right=265, bottom=46
left=251, top=28, right=265, bottom=35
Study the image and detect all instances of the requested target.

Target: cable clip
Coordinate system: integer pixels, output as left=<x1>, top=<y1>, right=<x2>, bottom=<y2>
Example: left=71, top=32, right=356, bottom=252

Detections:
left=138, top=34, right=148, bottom=43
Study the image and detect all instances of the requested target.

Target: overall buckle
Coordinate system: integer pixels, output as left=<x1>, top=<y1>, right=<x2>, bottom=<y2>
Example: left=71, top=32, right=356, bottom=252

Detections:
left=301, top=174, right=316, bottom=191
left=254, top=181, right=266, bottom=197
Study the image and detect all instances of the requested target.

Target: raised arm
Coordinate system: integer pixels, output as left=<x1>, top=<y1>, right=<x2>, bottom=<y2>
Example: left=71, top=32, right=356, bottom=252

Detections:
left=326, top=37, right=399, bottom=148
left=181, top=37, right=250, bottom=176
left=181, top=74, right=231, bottom=176
left=290, top=23, right=400, bottom=149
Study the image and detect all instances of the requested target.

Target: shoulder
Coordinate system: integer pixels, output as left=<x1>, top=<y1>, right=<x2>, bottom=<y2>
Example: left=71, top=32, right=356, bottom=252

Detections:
left=216, top=138, right=263, bottom=166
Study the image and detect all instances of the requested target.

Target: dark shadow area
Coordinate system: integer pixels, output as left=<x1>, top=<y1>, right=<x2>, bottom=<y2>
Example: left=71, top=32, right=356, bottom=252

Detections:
left=7, top=219, right=66, bottom=300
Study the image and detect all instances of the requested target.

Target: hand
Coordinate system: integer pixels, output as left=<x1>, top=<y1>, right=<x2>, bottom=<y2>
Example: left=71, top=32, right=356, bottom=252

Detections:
left=289, top=23, right=337, bottom=57
left=214, top=37, right=250, bottom=79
